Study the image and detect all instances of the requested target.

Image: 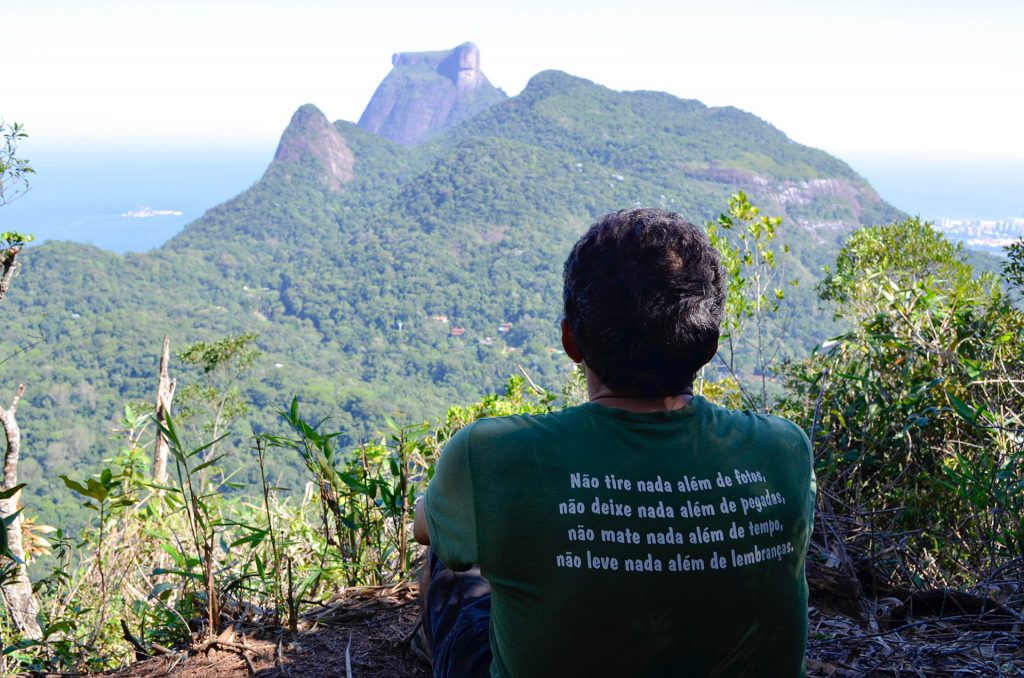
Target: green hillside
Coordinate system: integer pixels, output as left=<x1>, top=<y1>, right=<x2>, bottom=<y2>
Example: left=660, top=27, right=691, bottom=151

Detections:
left=4, top=69, right=902, bottom=529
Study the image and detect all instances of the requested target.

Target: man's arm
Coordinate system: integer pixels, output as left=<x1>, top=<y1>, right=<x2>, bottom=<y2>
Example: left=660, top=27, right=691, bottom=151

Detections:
left=413, top=497, right=430, bottom=546
left=413, top=425, right=479, bottom=569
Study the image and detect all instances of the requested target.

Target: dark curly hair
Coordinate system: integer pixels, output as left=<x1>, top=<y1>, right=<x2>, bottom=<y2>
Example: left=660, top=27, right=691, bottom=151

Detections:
left=563, top=208, right=726, bottom=396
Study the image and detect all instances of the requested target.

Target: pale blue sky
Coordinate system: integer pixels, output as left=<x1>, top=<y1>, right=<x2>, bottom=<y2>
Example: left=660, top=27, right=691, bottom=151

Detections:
left=7, top=0, right=1024, bottom=162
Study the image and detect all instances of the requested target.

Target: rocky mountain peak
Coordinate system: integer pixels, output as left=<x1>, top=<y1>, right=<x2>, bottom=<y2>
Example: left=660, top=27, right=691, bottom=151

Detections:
left=393, top=42, right=483, bottom=90
left=358, top=42, right=506, bottom=146
left=270, top=104, right=354, bottom=189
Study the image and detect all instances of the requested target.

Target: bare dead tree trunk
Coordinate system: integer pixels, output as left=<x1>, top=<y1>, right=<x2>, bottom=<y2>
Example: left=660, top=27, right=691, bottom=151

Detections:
left=0, top=384, right=42, bottom=640
left=0, top=247, right=21, bottom=306
left=153, top=335, right=176, bottom=484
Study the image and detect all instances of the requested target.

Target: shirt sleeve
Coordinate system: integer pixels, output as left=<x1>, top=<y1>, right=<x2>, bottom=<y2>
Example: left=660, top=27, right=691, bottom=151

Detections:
left=424, top=424, right=479, bottom=571
left=796, top=423, right=817, bottom=526
left=807, top=452, right=817, bottom=519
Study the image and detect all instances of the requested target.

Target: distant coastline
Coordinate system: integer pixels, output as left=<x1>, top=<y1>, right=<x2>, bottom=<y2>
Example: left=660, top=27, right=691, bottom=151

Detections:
left=935, top=216, right=1023, bottom=255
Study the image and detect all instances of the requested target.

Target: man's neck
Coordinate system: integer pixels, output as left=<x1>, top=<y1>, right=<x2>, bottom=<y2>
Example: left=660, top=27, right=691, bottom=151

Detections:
left=585, top=366, right=694, bottom=413
left=589, top=392, right=694, bottom=413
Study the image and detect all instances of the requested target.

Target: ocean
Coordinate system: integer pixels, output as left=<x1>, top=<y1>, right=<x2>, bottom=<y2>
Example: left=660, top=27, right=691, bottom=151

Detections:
left=0, top=143, right=273, bottom=254
left=843, top=154, right=1024, bottom=222
left=2, top=145, right=1021, bottom=255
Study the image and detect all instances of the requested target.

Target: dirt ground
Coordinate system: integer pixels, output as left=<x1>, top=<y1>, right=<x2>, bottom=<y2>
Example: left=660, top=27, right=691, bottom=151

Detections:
left=96, top=584, right=428, bottom=678
left=26, top=577, right=1021, bottom=677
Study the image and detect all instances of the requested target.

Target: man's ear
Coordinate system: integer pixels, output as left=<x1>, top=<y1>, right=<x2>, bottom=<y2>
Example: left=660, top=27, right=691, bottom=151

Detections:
left=561, top=318, right=584, bottom=364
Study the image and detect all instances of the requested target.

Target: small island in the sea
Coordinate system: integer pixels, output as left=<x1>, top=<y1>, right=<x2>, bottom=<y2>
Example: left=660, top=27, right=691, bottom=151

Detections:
left=122, top=205, right=183, bottom=218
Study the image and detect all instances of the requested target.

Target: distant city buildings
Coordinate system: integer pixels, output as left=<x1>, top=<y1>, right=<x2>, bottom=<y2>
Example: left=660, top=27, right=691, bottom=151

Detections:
left=934, top=216, right=1024, bottom=252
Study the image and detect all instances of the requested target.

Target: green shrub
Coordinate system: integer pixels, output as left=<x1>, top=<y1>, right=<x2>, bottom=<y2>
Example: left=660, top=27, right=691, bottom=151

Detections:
left=783, top=218, right=1024, bottom=586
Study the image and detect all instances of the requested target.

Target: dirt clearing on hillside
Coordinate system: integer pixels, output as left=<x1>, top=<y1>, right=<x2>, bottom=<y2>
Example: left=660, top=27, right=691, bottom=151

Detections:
left=96, top=583, right=427, bottom=678
left=25, top=573, right=1021, bottom=677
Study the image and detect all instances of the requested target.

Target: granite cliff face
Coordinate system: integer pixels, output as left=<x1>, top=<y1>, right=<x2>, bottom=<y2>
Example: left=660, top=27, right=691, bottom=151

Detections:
left=270, top=104, right=355, bottom=189
left=357, top=42, right=506, bottom=146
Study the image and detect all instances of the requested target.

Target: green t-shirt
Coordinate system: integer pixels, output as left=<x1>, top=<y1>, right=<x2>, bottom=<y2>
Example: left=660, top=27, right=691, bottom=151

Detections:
left=424, top=397, right=815, bottom=677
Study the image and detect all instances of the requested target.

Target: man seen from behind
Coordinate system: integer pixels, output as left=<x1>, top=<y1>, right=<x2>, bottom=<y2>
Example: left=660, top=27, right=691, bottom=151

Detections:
left=414, top=207, right=816, bottom=677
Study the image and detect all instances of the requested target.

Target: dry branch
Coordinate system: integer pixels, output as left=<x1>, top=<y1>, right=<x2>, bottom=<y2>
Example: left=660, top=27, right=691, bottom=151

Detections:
left=153, top=335, right=176, bottom=484
left=0, top=383, right=41, bottom=639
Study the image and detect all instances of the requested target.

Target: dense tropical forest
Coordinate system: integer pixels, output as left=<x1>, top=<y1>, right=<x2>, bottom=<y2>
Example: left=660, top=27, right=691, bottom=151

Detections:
left=0, top=47, right=1021, bottom=674
left=5, top=67, right=909, bottom=534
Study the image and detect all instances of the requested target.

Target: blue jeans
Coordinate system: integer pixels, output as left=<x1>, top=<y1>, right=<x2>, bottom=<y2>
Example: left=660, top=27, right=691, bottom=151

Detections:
left=424, top=550, right=493, bottom=678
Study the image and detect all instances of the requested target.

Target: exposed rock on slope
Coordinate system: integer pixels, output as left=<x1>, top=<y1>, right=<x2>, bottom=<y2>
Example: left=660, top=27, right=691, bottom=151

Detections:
left=270, top=103, right=354, bottom=189
left=358, top=42, right=507, bottom=146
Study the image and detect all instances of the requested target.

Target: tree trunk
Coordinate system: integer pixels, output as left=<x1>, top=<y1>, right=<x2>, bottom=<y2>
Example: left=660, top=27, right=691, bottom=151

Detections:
left=0, top=384, right=42, bottom=640
left=153, top=335, right=176, bottom=484
left=0, top=248, right=21, bottom=306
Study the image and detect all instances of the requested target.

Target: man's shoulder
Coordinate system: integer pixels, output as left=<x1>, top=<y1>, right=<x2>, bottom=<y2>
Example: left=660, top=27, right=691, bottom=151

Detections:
left=702, top=401, right=811, bottom=453
left=702, top=404, right=815, bottom=509
left=459, top=406, right=579, bottom=440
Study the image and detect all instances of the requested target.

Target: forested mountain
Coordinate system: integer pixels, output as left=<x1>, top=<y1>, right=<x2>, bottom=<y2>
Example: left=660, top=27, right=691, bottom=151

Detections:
left=4, top=47, right=903, bottom=528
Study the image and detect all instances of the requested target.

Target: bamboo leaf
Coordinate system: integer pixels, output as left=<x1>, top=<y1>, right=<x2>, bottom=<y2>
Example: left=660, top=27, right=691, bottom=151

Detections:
left=0, top=483, right=26, bottom=500
left=230, top=531, right=266, bottom=548
left=149, top=582, right=178, bottom=599
left=946, top=391, right=976, bottom=422
left=192, top=453, right=227, bottom=474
